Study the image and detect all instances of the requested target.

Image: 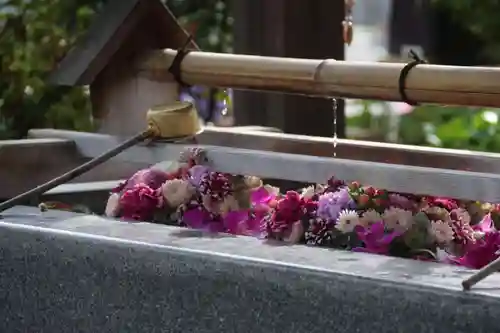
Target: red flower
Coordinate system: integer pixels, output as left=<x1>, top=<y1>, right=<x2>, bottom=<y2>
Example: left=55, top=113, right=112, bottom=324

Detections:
left=119, top=184, right=163, bottom=221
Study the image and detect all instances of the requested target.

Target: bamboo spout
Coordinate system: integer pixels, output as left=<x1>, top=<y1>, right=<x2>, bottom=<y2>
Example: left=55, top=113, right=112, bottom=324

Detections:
left=140, top=49, right=500, bottom=107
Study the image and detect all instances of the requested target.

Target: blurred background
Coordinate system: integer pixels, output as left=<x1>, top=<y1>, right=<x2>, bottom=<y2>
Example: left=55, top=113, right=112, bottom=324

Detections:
left=1, top=0, right=500, bottom=152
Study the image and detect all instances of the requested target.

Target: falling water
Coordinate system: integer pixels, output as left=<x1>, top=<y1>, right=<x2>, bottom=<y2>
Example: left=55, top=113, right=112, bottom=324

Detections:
left=221, top=89, right=228, bottom=116
left=331, top=98, right=338, bottom=157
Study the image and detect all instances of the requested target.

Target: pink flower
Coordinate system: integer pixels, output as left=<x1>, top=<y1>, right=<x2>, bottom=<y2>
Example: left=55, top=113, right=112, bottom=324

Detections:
left=122, top=168, right=170, bottom=192
left=353, top=222, right=401, bottom=255
left=451, top=231, right=500, bottom=269
left=181, top=207, right=225, bottom=233
left=251, top=185, right=278, bottom=206
left=119, top=184, right=163, bottom=221
left=224, top=210, right=265, bottom=237
left=199, top=172, right=233, bottom=201
left=265, top=191, right=309, bottom=242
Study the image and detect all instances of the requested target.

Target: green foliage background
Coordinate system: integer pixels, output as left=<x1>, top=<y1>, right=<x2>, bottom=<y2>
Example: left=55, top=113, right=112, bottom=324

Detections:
left=0, top=0, right=231, bottom=139
left=0, top=0, right=499, bottom=153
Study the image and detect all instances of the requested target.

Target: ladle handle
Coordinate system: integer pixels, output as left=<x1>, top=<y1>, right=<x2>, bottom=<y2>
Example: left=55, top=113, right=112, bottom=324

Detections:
left=0, top=129, right=152, bottom=214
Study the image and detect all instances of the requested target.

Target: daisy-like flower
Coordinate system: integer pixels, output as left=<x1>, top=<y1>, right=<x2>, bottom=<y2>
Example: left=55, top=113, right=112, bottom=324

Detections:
left=429, top=220, right=454, bottom=244
left=359, top=209, right=382, bottom=227
left=335, top=209, right=360, bottom=233
left=382, top=207, right=414, bottom=232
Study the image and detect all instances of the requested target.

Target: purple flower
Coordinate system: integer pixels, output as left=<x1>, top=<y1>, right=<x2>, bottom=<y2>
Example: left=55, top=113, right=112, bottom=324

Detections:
left=317, top=188, right=352, bottom=221
left=353, top=222, right=401, bottom=255
left=188, top=165, right=210, bottom=188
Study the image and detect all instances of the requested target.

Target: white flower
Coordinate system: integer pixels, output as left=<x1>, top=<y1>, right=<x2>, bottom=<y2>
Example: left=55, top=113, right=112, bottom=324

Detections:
left=161, top=179, right=195, bottom=208
left=430, top=220, right=454, bottom=244
left=335, top=209, right=360, bottom=233
left=301, top=186, right=315, bottom=199
left=105, top=193, right=121, bottom=217
left=300, top=184, right=324, bottom=200
left=382, top=207, right=414, bottom=232
left=359, top=209, right=382, bottom=227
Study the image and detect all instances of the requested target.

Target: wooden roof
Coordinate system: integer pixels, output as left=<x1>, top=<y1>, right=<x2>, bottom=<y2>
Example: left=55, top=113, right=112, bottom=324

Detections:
left=49, top=0, right=197, bottom=86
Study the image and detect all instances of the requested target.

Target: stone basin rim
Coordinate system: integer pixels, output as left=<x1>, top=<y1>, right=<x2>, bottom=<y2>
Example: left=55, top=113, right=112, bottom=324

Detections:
left=1, top=208, right=500, bottom=302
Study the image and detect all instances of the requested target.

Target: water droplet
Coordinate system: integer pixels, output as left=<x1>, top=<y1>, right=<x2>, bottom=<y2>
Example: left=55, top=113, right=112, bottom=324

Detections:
left=221, top=90, right=228, bottom=116
left=332, top=98, right=338, bottom=157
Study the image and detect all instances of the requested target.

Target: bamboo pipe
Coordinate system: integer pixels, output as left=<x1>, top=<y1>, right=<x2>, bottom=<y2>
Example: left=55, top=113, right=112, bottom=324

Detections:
left=139, top=49, right=500, bottom=107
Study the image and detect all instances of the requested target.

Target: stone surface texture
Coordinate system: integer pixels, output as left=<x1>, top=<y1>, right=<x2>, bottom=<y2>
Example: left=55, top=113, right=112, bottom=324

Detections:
left=0, top=206, right=498, bottom=333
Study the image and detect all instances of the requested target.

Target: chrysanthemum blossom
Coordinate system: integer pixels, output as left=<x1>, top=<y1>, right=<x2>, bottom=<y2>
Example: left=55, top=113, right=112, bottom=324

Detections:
left=382, top=207, right=413, bottom=232
left=429, top=220, right=454, bottom=244
left=161, top=179, right=195, bottom=208
left=335, top=209, right=360, bottom=233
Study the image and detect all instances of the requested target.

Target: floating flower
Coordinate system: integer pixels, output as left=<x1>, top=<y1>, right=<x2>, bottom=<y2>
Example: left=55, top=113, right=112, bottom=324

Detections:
left=359, top=209, right=382, bottom=227
left=317, top=188, right=351, bottom=221
left=265, top=191, right=307, bottom=243
left=188, top=165, right=210, bottom=188
left=450, top=231, right=500, bottom=269
left=450, top=208, right=471, bottom=225
left=199, top=171, right=233, bottom=202
left=353, top=222, right=401, bottom=255
left=104, top=193, right=121, bottom=217
left=119, top=184, right=163, bottom=221
left=382, top=207, right=413, bottom=232
left=161, top=179, right=195, bottom=208
left=335, top=209, right=360, bottom=233
left=123, top=168, right=170, bottom=192
left=429, top=220, right=454, bottom=244
left=388, top=193, right=414, bottom=210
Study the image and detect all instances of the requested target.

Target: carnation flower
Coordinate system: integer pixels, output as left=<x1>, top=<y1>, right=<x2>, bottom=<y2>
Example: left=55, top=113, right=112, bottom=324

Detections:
left=317, top=188, right=351, bottom=221
left=265, top=191, right=306, bottom=242
left=119, top=184, right=163, bottom=221
left=335, top=209, right=360, bottom=233
left=161, top=179, right=195, bottom=208
left=359, top=209, right=382, bottom=227
left=123, top=168, right=170, bottom=192
left=199, top=172, right=233, bottom=201
left=429, top=220, right=454, bottom=244
left=382, top=207, right=413, bottom=232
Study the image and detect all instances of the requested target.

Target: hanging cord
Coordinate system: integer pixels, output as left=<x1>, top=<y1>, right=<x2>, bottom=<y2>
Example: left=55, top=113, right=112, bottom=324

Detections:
left=168, top=35, right=194, bottom=87
left=398, top=49, right=427, bottom=106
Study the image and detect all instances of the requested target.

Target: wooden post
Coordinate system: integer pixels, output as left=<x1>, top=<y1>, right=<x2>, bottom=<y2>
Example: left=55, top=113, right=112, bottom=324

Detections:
left=233, top=0, right=345, bottom=138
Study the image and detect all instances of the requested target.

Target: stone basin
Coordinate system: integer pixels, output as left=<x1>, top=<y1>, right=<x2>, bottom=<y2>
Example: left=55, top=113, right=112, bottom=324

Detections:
left=0, top=206, right=498, bottom=333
